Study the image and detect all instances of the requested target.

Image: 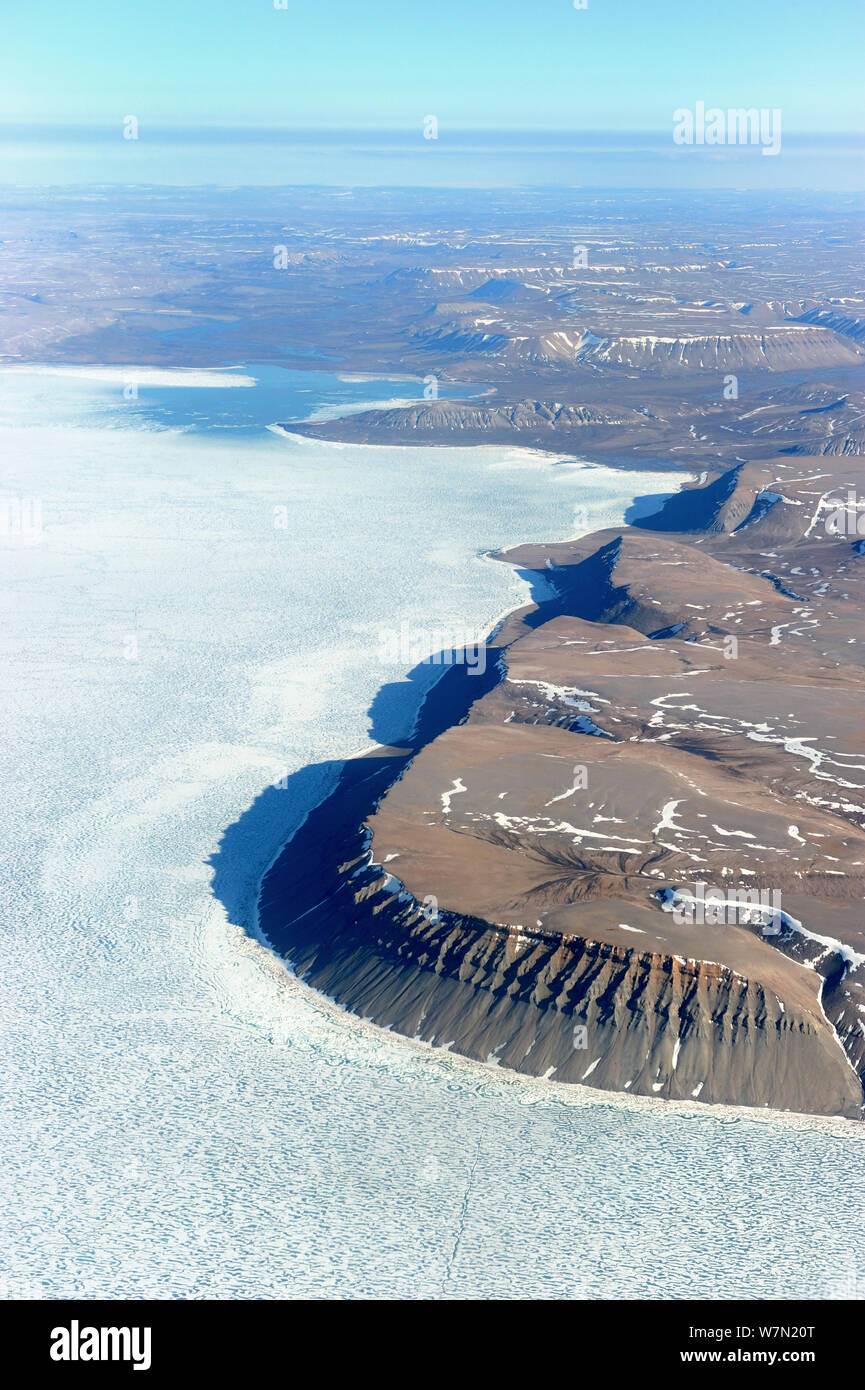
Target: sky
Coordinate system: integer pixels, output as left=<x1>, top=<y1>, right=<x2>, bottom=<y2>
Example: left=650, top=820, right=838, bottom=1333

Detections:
left=0, top=0, right=862, bottom=187
left=2, top=0, right=864, bottom=133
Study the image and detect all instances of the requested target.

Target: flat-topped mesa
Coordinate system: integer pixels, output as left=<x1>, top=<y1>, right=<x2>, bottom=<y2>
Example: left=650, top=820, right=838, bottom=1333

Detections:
left=497, top=525, right=794, bottom=638
left=569, top=325, right=865, bottom=372
left=260, top=460, right=865, bottom=1118
left=280, top=397, right=654, bottom=450
left=281, top=383, right=865, bottom=462
left=501, top=457, right=865, bottom=644
left=351, top=679, right=865, bottom=1116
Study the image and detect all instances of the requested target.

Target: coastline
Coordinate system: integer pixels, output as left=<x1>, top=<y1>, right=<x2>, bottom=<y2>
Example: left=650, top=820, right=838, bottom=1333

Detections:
left=278, top=418, right=690, bottom=472
left=252, top=449, right=865, bottom=1122
left=250, top=456, right=665, bottom=992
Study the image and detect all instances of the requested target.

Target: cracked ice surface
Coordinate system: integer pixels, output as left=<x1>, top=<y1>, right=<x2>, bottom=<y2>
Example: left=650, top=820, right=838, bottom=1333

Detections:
left=1, top=369, right=863, bottom=1301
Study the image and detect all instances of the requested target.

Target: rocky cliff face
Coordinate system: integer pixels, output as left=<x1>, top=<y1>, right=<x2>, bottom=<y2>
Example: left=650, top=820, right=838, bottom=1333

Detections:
left=269, top=838, right=861, bottom=1117
left=571, top=326, right=864, bottom=371
left=282, top=397, right=653, bottom=451
left=283, top=382, right=865, bottom=465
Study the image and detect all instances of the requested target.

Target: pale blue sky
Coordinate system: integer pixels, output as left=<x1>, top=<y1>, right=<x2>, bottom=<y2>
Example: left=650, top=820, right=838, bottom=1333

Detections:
left=3, top=0, right=863, bottom=132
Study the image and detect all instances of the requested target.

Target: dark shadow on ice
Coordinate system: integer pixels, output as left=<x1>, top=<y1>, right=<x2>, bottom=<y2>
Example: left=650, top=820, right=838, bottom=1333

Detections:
left=209, top=479, right=680, bottom=946
left=624, top=490, right=678, bottom=526
left=207, top=762, right=347, bottom=930
left=209, top=643, right=508, bottom=938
